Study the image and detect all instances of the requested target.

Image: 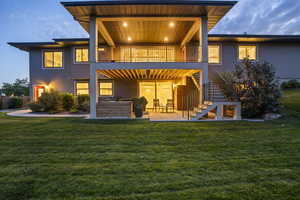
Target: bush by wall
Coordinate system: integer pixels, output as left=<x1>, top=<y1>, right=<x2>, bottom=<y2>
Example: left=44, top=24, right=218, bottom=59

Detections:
left=281, top=79, right=300, bottom=89
left=213, top=59, right=281, bottom=118
left=76, top=94, right=90, bottom=112
left=8, top=97, right=23, bottom=109
left=28, top=103, right=43, bottom=112
left=62, top=93, right=75, bottom=111
left=38, top=90, right=63, bottom=113
left=28, top=92, right=90, bottom=114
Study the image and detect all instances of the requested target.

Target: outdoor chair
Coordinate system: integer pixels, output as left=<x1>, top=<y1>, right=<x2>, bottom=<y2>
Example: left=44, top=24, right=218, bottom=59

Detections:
left=153, top=99, right=163, bottom=112
left=166, top=99, right=175, bottom=113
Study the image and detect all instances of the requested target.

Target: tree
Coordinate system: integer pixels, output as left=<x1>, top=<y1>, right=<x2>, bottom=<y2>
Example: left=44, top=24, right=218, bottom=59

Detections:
left=0, top=78, right=30, bottom=96
left=213, top=59, right=281, bottom=118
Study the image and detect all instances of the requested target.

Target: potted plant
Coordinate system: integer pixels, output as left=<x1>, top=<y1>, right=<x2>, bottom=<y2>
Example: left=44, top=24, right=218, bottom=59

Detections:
left=132, top=97, right=148, bottom=118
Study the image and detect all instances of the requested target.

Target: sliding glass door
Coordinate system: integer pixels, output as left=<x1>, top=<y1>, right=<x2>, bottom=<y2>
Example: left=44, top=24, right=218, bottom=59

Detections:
left=139, top=81, right=173, bottom=109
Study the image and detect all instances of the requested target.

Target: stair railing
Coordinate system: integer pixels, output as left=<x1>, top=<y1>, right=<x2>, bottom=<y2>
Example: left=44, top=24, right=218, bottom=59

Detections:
left=181, top=90, right=200, bottom=120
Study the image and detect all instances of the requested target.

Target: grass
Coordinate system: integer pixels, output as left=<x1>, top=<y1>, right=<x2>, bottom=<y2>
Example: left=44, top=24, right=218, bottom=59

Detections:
left=0, top=90, right=300, bottom=200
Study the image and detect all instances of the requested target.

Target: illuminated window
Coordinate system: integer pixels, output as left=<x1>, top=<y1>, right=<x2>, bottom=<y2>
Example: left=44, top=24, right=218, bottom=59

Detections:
left=208, top=45, right=221, bottom=64
left=44, top=51, right=63, bottom=68
left=75, top=48, right=89, bottom=63
left=120, top=46, right=175, bottom=62
left=239, top=45, right=257, bottom=60
left=99, top=82, right=113, bottom=96
left=76, top=82, right=89, bottom=95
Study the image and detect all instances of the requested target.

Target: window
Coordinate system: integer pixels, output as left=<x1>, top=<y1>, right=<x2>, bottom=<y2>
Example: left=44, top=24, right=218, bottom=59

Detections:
left=99, top=82, right=113, bottom=96
left=208, top=45, right=221, bottom=64
left=120, top=46, right=175, bottom=62
left=76, top=82, right=89, bottom=95
left=75, top=48, right=89, bottom=63
left=44, top=51, right=63, bottom=68
left=239, top=45, right=257, bottom=60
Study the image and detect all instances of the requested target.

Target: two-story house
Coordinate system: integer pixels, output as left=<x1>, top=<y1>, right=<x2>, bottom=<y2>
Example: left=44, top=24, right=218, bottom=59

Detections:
left=8, top=0, right=300, bottom=119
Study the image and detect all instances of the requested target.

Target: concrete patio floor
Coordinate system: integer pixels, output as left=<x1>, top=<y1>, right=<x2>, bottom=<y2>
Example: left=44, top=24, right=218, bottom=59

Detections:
left=148, top=111, right=192, bottom=121
left=6, top=109, right=88, bottom=118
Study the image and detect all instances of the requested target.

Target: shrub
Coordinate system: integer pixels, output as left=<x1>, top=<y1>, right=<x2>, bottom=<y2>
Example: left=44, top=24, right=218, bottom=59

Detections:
left=213, top=59, right=281, bottom=118
left=28, top=103, right=43, bottom=112
left=61, top=93, right=75, bottom=111
left=77, top=94, right=89, bottom=105
left=281, top=79, right=300, bottom=89
left=76, top=94, right=90, bottom=112
left=8, top=97, right=23, bottom=109
left=70, top=106, right=79, bottom=113
left=38, top=90, right=63, bottom=113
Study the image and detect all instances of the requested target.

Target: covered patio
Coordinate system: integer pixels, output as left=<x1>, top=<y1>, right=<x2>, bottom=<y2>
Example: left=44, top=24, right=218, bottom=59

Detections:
left=89, top=67, right=207, bottom=119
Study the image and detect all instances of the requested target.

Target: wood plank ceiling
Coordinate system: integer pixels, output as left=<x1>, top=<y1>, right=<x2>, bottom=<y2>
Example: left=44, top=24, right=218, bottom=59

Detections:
left=103, top=20, right=194, bottom=44
left=65, top=4, right=235, bottom=33
left=98, top=69, right=199, bottom=80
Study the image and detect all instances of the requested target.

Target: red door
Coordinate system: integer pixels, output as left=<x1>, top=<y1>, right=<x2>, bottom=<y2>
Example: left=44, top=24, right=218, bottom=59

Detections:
left=34, top=86, right=45, bottom=102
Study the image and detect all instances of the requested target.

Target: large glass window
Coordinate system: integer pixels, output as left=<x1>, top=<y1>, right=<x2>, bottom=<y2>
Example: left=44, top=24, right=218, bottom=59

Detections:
left=44, top=51, right=63, bottom=68
left=139, top=81, right=173, bottom=109
left=99, top=82, right=113, bottom=96
left=208, top=45, right=221, bottom=64
left=75, top=48, right=89, bottom=63
left=239, top=45, right=257, bottom=60
left=120, top=46, right=175, bottom=62
left=76, top=82, right=89, bottom=95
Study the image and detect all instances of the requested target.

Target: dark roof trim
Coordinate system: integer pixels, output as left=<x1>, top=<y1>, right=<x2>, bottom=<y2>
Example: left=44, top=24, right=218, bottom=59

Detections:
left=8, top=42, right=57, bottom=46
left=53, top=38, right=89, bottom=42
left=61, top=0, right=237, bottom=7
left=209, top=34, right=300, bottom=39
left=9, top=34, right=300, bottom=51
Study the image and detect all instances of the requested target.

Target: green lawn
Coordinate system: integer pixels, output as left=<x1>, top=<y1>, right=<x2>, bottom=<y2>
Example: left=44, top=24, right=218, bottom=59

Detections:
left=1, top=90, right=300, bottom=200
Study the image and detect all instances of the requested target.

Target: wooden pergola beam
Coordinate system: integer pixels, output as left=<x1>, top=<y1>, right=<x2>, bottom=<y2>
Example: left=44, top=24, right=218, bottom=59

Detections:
left=97, top=20, right=116, bottom=47
left=180, top=20, right=200, bottom=47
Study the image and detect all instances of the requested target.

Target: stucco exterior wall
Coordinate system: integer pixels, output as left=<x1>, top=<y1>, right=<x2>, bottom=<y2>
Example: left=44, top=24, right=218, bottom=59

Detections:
left=208, top=42, right=300, bottom=81
left=29, top=47, right=75, bottom=94
left=28, top=41, right=300, bottom=99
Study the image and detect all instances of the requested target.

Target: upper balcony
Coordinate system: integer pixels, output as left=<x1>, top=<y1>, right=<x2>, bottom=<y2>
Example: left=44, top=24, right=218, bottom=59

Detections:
left=90, top=17, right=208, bottom=65
left=61, top=0, right=237, bottom=66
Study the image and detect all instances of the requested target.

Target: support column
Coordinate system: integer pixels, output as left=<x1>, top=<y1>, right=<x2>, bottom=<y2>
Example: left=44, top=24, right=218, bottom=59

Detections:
left=234, top=103, right=242, bottom=120
left=216, top=104, right=223, bottom=120
left=89, top=16, right=98, bottom=118
left=199, top=16, right=209, bottom=104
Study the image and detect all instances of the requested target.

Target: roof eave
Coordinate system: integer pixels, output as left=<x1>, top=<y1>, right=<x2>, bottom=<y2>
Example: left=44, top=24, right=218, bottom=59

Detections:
left=61, top=0, right=238, bottom=7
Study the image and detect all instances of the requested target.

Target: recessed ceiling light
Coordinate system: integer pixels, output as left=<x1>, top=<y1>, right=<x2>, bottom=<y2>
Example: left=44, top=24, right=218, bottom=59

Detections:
left=169, top=22, right=175, bottom=28
left=164, top=37, right=169, bottom=42
left=128, top=36, right=132, bottom=41
left=123, top=22, right=128, bottom=27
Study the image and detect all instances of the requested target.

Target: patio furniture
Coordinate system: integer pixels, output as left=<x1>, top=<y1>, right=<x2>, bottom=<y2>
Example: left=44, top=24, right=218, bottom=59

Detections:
left=166, top=99, right=175, bottom=113
left=153, top=99, right=163, bottom=112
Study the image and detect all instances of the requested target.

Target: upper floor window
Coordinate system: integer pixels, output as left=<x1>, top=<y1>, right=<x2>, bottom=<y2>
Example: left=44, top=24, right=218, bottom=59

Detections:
left=120, top=46, right=175, bottom=62
left=238, top=45, right=257, bottom=60
left=75, top=48, right=89, bottom=63
left=44, top=51, right=63, bottom=68
left=208, top=45, right=221, bottom=64
left=99, top=81, right=113, bottom=96
left=75, top=82, right=89, bottom=95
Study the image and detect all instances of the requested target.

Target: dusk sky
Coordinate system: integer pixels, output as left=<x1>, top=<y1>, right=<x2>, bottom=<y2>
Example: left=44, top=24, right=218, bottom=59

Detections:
left=1, top=0, right=300, bottom=85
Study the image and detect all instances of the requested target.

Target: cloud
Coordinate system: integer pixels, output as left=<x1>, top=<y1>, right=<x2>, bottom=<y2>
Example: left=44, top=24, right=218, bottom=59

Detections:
left=211, top=0, right=300, bottom=35
left=9, top=12, right=88, bottom=41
